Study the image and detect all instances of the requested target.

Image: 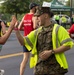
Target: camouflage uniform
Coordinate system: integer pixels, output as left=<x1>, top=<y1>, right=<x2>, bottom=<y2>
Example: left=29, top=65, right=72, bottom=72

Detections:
left=34, top=24, right=68, bottom=75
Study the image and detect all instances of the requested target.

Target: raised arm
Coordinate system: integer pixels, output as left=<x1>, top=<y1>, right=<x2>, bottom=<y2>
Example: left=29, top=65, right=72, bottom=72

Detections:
left=0, top=15, right=17, bottom=44
left=18, top=16, right=24, bottom=30
left=15, top=22, right=25, bottom=46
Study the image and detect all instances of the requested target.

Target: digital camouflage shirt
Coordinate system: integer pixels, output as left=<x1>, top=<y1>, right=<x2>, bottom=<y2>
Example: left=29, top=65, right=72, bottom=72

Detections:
left=34, top=24, right=68, bottom=75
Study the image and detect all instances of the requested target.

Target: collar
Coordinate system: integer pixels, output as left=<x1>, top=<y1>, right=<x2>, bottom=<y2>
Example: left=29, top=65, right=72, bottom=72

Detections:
left=42, top=24, right=54, bottom=32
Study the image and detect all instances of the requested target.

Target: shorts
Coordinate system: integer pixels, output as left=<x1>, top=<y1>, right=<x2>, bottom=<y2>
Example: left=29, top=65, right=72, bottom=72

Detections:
left=23, top=46, right=30, bottom=52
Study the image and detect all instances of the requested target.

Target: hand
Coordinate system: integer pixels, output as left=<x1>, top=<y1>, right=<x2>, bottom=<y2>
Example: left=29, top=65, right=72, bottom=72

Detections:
left=39, top=50, right=52, bottom=60
left=10, top=15, right=17, bottom=29
left=15, top=21, right=19, bottom=28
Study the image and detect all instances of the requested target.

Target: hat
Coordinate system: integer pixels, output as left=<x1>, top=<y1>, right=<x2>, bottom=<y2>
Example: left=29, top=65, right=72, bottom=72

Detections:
left=29, top=2, right=39, bottom=9
left=34, top=1, right=54, bottom=17
left=34, top=7, right=52, bottom=17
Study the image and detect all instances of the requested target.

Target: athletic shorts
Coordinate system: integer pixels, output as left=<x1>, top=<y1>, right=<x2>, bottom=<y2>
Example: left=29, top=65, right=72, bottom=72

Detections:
left=23, top=46, right=30, bottom=52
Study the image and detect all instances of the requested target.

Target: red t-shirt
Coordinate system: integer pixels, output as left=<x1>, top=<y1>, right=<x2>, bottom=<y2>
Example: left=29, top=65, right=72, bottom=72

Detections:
left=68, top=24, right=74, bottom=34
left=22, top=14, right=34, bottom=36
left=68, top=24, right=74, bottom=39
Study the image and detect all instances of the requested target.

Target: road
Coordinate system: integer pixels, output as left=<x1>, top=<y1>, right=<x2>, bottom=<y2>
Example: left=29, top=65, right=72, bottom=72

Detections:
left=0, top=31, right=74, bottom=75
left=0, top=31, right=33, bottom=75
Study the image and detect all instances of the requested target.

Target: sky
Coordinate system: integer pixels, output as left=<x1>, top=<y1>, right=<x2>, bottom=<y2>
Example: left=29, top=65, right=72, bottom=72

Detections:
left=0, top=1, right=4, bottom=4
left=65, top=0, right=68, bottom=1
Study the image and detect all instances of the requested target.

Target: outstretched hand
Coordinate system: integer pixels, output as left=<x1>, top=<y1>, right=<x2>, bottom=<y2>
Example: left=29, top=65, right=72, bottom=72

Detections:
left=15, top=21, right=19, bottom=28
left=10, top=15, right=17, bottom=29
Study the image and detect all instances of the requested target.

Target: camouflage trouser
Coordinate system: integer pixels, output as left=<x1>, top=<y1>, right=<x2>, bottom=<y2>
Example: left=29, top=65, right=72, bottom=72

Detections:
left=34, top=61, right=68, bottom=75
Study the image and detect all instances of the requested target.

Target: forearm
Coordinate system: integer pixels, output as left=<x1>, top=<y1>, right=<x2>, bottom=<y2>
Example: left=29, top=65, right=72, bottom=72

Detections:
left=18, top=17, right=24, bottom=30
left=0, top=15, right=18, bottom=44
left=15, top=30, right=24, bottom=45
left=39, top=45, right=71, bottom=60
left=54, top=45, right=70, bottom=54
left=0, top=26, right=13, bottom=44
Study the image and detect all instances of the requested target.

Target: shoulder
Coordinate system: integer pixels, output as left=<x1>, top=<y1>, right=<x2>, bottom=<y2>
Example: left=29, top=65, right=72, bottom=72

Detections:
left=22, top=14, right=27, bottom=20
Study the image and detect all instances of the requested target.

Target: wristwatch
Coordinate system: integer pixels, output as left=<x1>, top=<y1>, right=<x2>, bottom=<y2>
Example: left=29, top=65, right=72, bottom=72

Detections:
left=51, top=50, right=55, bottom=54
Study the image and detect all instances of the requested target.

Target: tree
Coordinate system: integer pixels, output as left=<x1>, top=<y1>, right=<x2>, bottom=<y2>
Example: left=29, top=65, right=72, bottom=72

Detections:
left=0, top=0, right=52, bottom=20
left=1, top=0, right=52, bottom=16
left=1, top=0, right=31, bottom=17
left=33, top=0, right=52, bottom=5
left=66, top=0, right=70, bottom=6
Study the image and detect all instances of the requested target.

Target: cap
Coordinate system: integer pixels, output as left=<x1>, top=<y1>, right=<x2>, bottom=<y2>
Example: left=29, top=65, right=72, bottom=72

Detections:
left=34, top=1, right=54, bottom=17
left=34, top=7, right=53, bottom=17
left=29, top=2, right=39, bottom=9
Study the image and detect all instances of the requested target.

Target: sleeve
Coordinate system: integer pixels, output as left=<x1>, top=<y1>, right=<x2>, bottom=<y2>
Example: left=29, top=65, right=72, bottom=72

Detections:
left=58, top=26, right=74, bottom=48
left=23, top=30, right=36, bottom=51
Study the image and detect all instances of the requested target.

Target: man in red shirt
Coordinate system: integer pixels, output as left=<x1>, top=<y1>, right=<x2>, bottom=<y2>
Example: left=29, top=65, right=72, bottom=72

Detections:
left=18, top=2, right=39, bottom=75
left=21, top=14, right=34, bottom=36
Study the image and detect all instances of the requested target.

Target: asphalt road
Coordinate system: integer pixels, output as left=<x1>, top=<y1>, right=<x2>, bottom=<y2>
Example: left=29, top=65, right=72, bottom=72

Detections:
left=0, top=31, right=33, bottom=75
left=0, top=31, right=74, bottom=75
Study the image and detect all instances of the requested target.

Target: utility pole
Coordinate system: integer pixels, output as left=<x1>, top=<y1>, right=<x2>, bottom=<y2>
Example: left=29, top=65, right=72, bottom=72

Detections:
left=70, top=0, right=72, bottom=17
left=72, top=0, right=74, bottom=14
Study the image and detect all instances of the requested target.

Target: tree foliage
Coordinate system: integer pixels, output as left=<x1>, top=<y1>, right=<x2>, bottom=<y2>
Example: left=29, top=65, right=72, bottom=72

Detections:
left=66, top=0, right=70, bottom=6
left=1, top=0, right=52, bottom=15
left=1, top=0, right=31, bottom=16
left=33, top=0, right=52, bottom=5
left=0, top=0, right=52, bottom=20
